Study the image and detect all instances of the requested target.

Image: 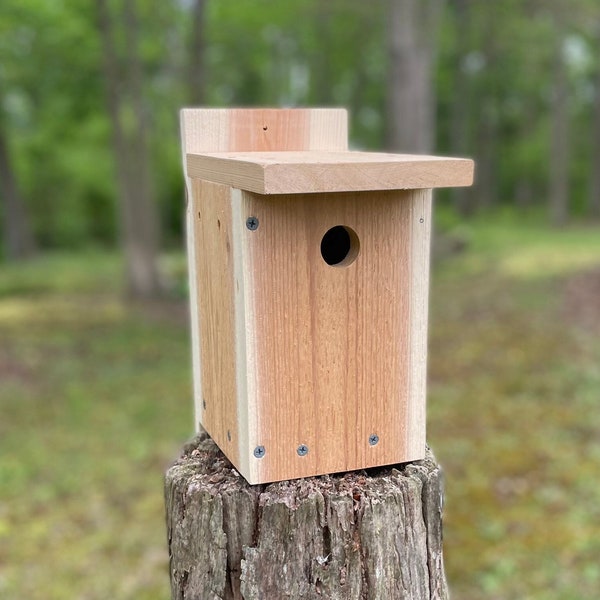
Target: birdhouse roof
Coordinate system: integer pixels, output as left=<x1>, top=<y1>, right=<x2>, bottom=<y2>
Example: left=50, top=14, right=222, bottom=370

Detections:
left=186, top=150, right=474, bottom=195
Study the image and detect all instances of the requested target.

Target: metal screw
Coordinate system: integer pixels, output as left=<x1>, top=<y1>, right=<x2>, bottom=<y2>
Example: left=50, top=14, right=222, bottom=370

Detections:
left=246, top=216, right=259, bottom=231
left=202, top=399, right=206, bottom=410
left=253, top=445, right=266, bottom=459
left=227, top=430, right=231, bottom=442
left=419, top=217, right=424, bottom=223
left=369, top=434, right=379, bottom=446
left=297, top=444, right=309, bottom=457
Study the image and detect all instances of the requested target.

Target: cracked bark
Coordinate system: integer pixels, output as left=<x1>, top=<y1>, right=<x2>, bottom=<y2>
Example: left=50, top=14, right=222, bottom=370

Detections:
left=165, top=431, right=448, bottom=600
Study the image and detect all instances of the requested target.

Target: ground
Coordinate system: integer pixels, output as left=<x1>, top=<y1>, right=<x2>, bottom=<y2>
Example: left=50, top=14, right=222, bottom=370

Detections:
left=1, top=216, right=600, bottom=599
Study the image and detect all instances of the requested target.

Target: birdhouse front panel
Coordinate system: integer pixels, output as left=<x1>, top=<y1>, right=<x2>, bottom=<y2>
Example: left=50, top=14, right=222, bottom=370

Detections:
left=181, top=108, right=474, bottom=484
left=236, top=188, right=432, bottom=483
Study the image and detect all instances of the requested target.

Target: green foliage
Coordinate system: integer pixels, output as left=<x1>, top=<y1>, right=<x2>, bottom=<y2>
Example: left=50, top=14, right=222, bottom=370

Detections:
left=1, top=0, right=599, bottom=253
left=2, top=2, right=600, bottom=596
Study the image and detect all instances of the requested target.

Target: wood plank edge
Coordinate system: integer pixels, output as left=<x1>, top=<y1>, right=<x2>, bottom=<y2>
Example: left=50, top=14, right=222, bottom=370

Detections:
left=180, top=115, right=205, bottom=432
left=262, top=159, right=475, bottom=194
left=187, top=154, right=266, bottom=194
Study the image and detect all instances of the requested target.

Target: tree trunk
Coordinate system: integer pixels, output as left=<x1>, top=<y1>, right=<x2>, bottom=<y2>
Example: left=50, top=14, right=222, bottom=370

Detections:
left=472, top=10, right=498, bottom=211
left=165, top=430, right=448, bottom=600
left=0, top=122, right=35, bottom=260
left=312, top=2, right=335, bottom=105
left=450, top=0, right=473, bottom=215
left=386, top=0, right=444, bottom=153
left=96, top=0, right=162, bottom=298
left=549, top=33, right=569, bottom=227
left=189, top=0, right=206, bottom=105
left=475, top=98, right=498, bottom=210
left=589, top=44, right=600, bottom=219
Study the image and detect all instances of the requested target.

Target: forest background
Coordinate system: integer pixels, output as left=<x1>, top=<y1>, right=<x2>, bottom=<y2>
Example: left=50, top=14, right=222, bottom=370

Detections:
left=3, top=0, right=600, bottom=274
left=2, top=1, right=600, bottom=599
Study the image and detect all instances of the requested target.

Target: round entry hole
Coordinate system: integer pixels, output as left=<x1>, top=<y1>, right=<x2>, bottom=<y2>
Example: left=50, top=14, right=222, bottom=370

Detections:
left=320, top=225, right=359, bottom=267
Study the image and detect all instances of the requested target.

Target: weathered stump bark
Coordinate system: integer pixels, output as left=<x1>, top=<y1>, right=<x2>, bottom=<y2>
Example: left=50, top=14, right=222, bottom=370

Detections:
left=165, top=430, right=448, bottom=600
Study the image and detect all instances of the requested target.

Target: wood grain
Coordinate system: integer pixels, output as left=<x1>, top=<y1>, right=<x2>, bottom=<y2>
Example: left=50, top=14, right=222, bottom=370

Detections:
left=180, top=108, right=348, bottom=155
left=408, top=189, right=432, bottom=458
left=187, top=150, right=474, bottom=194
left=239, top=189, right=430, bottom=483
left=191, top=179, right=239, bottom=466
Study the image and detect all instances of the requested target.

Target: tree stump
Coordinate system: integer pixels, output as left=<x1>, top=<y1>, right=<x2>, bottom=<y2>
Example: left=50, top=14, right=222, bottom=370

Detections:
left=165, top=430, right=448, bottom=600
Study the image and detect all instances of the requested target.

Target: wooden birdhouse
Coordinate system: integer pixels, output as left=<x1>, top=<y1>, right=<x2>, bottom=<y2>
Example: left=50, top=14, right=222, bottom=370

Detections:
left=181, top=108, right=473, bottom=485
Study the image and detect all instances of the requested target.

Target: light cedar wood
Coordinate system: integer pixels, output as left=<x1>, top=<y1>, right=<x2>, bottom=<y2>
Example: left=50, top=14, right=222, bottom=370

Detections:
left=191, top=179, right=239, bottom=466
left=181, top=109, right=348, bottom=480
left=187, top=150, right=474, bottom=194
left=181, top=108, right=472, bottom=484
left=189, top=184, right=431, bottom=484
left=238, top=189, right=432, bottom=483
left=408, top=189, right=432, bottom=458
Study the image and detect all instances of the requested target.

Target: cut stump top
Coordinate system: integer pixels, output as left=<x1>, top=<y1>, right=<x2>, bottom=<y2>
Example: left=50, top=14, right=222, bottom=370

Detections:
left=165, top=431, right=449, bottom=599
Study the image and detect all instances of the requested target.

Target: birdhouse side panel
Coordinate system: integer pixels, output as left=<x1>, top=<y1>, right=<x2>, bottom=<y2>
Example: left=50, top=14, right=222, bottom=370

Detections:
left=191, top=179, right=241, bottom=468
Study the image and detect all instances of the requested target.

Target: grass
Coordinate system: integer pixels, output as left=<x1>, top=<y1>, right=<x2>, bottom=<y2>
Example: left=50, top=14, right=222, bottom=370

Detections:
left=430, top=213, right=600, bottom=599
left=0, top=252, right=192, bottom=599
left=1, top=216, right=600, bottom=598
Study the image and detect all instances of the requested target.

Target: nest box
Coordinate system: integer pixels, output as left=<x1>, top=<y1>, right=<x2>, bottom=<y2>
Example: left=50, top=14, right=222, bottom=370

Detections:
left=181, top=108, right=473, bottom=485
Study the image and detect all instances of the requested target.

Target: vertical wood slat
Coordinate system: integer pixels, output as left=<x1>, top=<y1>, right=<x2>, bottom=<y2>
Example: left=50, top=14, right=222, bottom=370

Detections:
left=408, top=189, right=432, bottom=458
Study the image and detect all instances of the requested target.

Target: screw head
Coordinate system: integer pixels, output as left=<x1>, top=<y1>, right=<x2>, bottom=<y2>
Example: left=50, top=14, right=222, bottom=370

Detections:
left=297, top=444, right=309, bottom=457
left=246, top=216, right=259, bottom=231
left=253, top=445, right=266, bottom=459
left=227, top=430, right=231, bottom=442
left=202, top=399, right=206, bottom=410
left=369, top=434, right=379, bottom=446
left=419, top=217, right=424, bottom=223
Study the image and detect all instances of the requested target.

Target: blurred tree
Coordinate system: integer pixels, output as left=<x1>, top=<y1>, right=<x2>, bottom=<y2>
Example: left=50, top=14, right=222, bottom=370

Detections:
left=96, top=0, right=162, bottom=297
left=0, top=114, right=35, bottom=260
left=189, top=0, right=206, bottom=104
left=549, top=16, right=570, bottom=227
left=448, top=0, right=473, bottom=214
left=313, top=2, right=334, bottom=105
left=0, top=0, right=118, bottom=250
left=471, top=5, right=500, bottom=210
left=590, top=24, right=600, bottom=218
left=386, top=0, right=445, bottom=152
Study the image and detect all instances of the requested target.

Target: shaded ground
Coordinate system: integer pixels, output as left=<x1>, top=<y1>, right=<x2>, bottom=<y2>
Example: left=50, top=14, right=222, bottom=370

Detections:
left=428, top=220, right=600, bottom=599
left=1, top=221, right=600, bottom=599
left=564, top=267, right=600, bottom=334
left=0, top=253, right=192, bottom=600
